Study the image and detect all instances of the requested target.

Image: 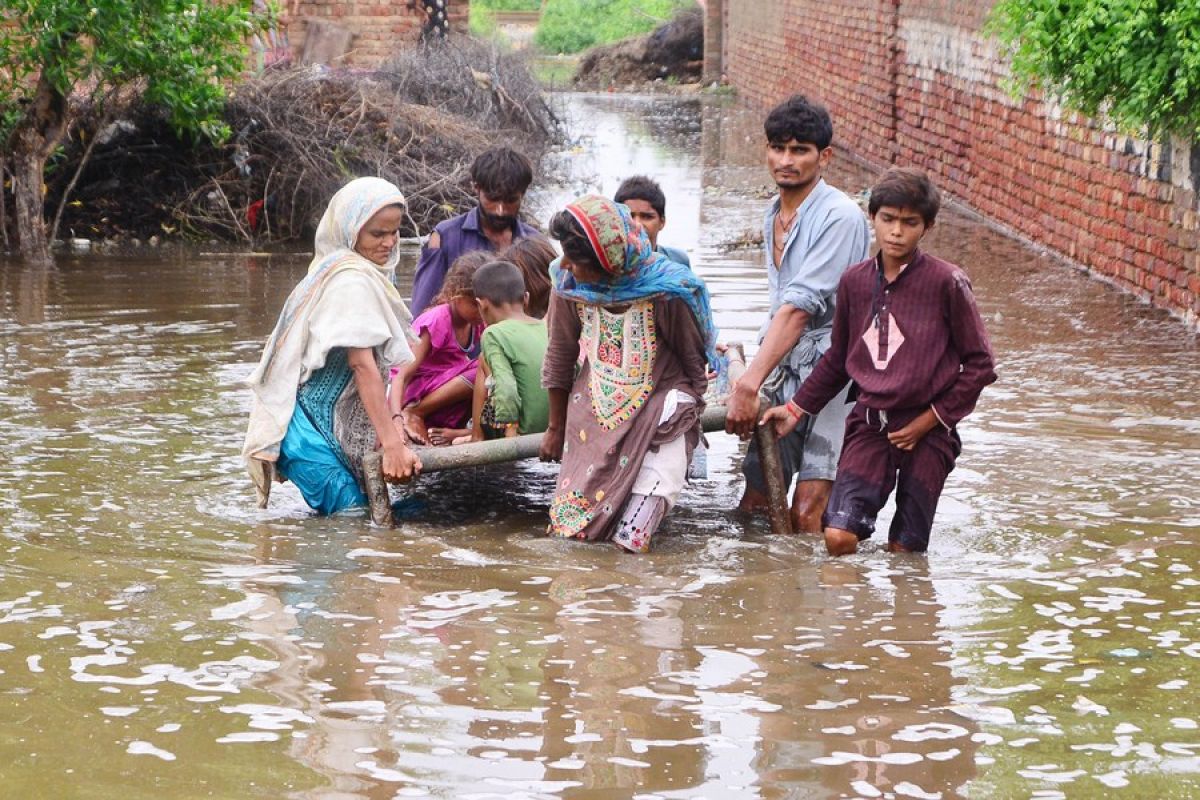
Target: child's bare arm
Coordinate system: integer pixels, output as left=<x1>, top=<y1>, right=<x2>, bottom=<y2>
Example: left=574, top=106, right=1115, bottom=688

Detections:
left=390, top=331, right=432, bottom=443
left=388, top=331, right=431, bottom=415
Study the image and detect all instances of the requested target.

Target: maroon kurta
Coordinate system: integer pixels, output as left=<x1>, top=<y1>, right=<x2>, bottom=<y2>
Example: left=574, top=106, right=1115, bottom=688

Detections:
left=793, top=251, right=996, bottom=429
left=541, top=292, right=708, bottom=540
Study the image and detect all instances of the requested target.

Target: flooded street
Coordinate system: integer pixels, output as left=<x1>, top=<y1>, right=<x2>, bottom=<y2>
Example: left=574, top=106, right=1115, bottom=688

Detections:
left=1, top=93, right=1199, bottom=798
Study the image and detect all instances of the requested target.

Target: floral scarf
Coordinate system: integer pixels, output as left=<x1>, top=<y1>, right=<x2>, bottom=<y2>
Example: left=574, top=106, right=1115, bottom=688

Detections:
left=551, top=194, right=718, bottom=365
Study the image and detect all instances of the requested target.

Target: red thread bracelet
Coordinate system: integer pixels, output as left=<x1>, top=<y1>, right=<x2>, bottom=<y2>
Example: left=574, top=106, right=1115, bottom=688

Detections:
left=786, top=401, right=804, bottom=420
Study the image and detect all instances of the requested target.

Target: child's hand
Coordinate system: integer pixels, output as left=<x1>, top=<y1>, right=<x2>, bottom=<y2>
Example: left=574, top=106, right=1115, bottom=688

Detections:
left=451, top=433, right=472, bottom=446
left=759, top=403, right=804, bottom=439
left=503, top=424, right=520, bottom=439
left=887, top=409, right=939, bottom=451
left=539, top=425, right=565, bottom=462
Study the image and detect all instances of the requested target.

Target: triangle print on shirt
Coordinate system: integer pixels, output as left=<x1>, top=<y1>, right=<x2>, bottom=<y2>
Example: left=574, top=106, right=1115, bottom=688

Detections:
left=863, top=312, right=905, bottom=370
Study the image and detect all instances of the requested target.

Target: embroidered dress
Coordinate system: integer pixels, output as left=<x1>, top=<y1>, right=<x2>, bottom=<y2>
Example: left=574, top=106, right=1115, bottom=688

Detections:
left=580, top=301, right=656, bottom=430
left=541, top=195, right=714, bottom=545
left=543, top=294, right=707, bottom=540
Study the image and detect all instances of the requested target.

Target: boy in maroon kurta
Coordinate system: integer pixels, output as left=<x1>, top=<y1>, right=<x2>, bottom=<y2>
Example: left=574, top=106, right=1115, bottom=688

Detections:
left=760, top=168, right=996, bottom=555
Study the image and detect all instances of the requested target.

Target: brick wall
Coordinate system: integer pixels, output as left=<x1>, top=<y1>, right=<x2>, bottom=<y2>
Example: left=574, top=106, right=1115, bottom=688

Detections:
left=286, top=1, right=470, bottom=67
left=721, top=0, right=1199, bottom=328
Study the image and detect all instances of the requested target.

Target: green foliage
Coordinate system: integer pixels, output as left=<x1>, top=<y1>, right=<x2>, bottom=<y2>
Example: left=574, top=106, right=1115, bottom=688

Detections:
left=534, top=0, right=692, bottom=54
left=472, top=0, right=541, bottom=10
left=469, top=6, right=500, bottom=39
left=0, top=0, right=264, bottom=143
left=988, top=0, right=1200, bottom=138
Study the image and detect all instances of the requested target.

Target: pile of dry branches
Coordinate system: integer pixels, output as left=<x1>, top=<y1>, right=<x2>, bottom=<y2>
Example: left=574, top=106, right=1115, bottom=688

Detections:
left=51, top=37, right=560, bottom=245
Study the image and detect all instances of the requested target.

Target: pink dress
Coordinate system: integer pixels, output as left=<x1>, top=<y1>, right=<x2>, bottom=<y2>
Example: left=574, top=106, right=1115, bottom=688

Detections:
left=402, top=303, right=483, bottom=428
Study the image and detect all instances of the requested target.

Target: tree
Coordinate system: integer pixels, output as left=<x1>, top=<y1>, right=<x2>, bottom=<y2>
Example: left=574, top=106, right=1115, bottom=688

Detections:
left=989, top=0, right=1200, bottom=140
left=0, top=0, right=264, bottom=262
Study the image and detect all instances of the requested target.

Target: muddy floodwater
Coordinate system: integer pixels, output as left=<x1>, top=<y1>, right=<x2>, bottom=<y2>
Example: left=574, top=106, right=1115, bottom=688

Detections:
left=2, top=94, right=1199, bottom=799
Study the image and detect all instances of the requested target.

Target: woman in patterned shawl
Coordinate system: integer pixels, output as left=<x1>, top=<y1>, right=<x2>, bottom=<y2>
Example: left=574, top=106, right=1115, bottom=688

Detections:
left=539, top=194, right=716, bottom=552
left=243, top=177, right=421, bottom=514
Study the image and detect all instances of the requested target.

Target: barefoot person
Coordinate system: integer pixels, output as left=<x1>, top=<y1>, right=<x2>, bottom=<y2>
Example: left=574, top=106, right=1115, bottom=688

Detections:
left=244, top=177, right=421, bottom=513
left=539, top=195, right=716, bottom=553
left=760, top=169, right=996, bottom=555
left=389, top=251, right=488, bottom=446
left=724, top=95, right=870, bottom=533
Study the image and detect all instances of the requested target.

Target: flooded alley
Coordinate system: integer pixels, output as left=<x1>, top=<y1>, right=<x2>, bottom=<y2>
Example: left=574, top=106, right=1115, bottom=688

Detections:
left=1, top=93, right=1198, bottom=799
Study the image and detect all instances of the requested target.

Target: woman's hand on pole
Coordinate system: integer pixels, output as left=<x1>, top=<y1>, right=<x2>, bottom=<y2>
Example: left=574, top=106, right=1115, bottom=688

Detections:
left=539, top=425, right=565, bottom=462
left=381, top=440, right=421, bottom=483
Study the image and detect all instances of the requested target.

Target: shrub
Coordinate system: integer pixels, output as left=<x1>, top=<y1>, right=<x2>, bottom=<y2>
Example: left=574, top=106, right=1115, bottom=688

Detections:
left=989, top=0, right=1200, bottom=138
left=535, top=0, right=692, bottom=54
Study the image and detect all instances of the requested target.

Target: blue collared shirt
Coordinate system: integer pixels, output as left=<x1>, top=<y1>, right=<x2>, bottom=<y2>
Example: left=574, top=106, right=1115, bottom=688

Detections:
left=657, top=243, right=691, bottom=269
left=761, top=179, right=870, bottom=370
left=410, top=207, right=540, bottom=316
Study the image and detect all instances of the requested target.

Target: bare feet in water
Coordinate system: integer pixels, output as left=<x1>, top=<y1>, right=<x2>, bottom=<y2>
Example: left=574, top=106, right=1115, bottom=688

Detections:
left=427, top=426, right=470, bottom=446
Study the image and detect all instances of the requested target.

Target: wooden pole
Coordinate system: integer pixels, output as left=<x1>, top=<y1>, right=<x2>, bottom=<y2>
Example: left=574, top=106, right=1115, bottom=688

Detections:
left=361, top=451, right=395, bottom=526
left=411, top=405, right=733, bottom=473
left=754, top=411, right=793, bottom=535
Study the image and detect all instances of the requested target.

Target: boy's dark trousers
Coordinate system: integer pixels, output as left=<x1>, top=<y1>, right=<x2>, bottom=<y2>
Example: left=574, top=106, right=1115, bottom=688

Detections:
left=823, top=402, right=962, bottom=552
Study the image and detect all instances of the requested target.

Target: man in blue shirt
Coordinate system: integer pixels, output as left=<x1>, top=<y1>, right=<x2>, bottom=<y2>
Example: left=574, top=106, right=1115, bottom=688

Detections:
left=725, top=95, right=871, bottom=534
left=410, top=147, right=539, bottom=316
left=614, top=175, right=692, bottom=268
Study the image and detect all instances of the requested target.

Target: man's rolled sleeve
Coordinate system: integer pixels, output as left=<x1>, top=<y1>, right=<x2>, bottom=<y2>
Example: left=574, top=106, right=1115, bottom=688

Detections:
left=778, top=210, right=869, bottom=319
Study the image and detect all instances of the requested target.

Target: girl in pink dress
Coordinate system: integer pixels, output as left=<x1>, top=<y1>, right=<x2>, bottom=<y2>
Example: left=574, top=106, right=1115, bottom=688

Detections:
left=389, top=252, right=487, bottom=445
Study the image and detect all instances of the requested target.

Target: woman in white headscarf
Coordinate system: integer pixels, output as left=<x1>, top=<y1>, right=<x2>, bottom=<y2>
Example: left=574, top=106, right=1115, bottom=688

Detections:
left=243, top=177, right=421, bottom=514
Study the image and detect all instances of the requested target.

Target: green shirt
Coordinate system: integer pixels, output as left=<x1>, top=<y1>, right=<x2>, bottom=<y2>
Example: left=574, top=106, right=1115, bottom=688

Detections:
left=481, top=319, right=550, bottom=434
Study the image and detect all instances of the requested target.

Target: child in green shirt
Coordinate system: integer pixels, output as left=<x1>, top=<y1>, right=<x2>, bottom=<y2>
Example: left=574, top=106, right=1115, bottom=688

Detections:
left=456, top=260, right=550, bottom=442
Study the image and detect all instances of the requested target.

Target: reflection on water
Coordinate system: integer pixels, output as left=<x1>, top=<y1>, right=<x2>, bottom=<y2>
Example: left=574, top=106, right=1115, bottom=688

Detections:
left=0, top=93, right=1197, bottom=798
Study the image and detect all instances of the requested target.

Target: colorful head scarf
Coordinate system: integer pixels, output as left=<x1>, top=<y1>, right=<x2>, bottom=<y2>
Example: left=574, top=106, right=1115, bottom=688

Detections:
left=552, top=194, right=718, bottom=365
left=310, top=176, right=408, bottom=276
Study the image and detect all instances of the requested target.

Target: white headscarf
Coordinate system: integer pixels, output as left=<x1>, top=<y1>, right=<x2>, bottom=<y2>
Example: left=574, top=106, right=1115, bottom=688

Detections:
left=310, top=176, right=408, bottom=276
left=243, top=177, right=415, bottom=505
